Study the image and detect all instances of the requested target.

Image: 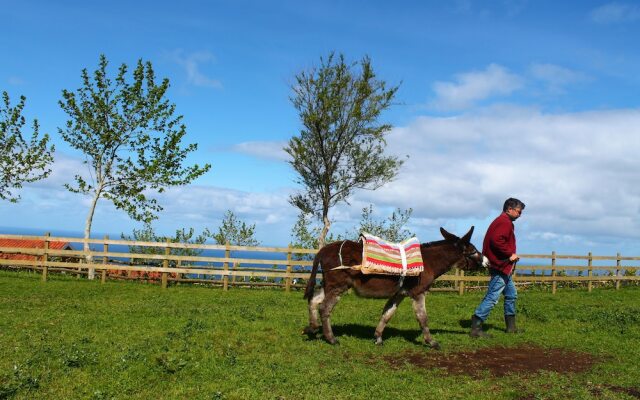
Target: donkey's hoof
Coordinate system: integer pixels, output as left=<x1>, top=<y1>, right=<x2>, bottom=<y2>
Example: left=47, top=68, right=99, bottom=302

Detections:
left=428, top=340, right=441, bottom=350
left=302, top=326, right=319, bottom=336
left=374, top=337, right=384, bottom=346
left=326, top=337, right=339, bottom=345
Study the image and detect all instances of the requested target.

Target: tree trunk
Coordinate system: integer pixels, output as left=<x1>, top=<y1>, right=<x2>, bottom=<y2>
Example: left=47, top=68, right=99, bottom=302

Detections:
left=318, top=215, right=331, bottom=249
left=84, top=190, right=101, bottom=280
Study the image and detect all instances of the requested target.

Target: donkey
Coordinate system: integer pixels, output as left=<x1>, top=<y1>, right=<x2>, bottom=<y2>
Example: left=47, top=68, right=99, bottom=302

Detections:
left=303, top=226, right=488, bottom=348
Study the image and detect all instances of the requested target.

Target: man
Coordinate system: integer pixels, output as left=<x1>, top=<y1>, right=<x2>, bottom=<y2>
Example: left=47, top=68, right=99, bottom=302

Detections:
left=470, top=197, right=525, bottom=338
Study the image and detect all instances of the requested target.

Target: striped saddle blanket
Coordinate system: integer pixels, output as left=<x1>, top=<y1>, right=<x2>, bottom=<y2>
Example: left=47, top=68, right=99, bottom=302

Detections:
left=359, top=233, right=424, bottom=276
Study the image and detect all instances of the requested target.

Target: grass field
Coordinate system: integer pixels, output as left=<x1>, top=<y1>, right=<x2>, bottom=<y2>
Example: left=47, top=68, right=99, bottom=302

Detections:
left=1, top=270, right=639, bottom=400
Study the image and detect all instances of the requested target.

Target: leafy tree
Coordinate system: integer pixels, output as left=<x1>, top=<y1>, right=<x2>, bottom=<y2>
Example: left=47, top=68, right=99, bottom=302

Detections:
left=289, top=205, right=413, bottom=261
left=59, top=55, right=210, bottom=279
left=289, top=211, right=341, bottom=262
left=0, top=91, right=54, bottom=202
left=349, top=204, right=414, bottom=242
left=121, top=223, right=211, bottom=267
left=289, top=211, right=321, bottom=253
left=285, top=52, right=403, bottom=248
left=211, top=210, right=260, bottom=246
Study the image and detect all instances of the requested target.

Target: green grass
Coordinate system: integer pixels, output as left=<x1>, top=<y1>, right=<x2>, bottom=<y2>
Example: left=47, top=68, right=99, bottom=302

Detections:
left=1, top=270, right=639, bottom=399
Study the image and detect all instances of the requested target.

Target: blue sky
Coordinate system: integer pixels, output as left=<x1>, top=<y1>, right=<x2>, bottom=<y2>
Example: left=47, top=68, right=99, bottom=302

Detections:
left=1, top=0, right=640, bottom=256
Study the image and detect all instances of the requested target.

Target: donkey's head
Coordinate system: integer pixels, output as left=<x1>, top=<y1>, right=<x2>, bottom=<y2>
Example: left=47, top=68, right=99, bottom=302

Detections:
left=439, top=226, right=489, bottom=271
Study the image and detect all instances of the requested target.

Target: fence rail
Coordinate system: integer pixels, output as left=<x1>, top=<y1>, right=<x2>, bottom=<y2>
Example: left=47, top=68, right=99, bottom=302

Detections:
left=1, top=233, right=639, bottom=293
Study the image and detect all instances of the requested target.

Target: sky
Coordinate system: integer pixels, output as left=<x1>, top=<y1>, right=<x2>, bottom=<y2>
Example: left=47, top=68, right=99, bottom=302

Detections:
left=1, top=0, right=639, bottom=257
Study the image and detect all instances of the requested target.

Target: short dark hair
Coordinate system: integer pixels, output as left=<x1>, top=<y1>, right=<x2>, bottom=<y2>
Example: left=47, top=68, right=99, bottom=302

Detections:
left=503, top=197, right=525, bottom=212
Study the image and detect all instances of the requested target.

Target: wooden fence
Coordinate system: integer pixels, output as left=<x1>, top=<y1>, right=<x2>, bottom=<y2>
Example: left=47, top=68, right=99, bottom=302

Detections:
left=1, top=234, right=639, bottom=294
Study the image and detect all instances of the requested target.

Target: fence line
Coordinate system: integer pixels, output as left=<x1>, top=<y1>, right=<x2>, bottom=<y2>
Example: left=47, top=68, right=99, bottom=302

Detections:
left=0, top=233, right=639, bottom=293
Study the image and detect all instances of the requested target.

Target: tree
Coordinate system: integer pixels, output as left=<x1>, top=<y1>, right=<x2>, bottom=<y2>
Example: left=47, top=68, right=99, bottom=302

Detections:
left=0, top=91, right=54, bottom=202
left=285, top=52, right=403, bottom=248
left=121, top=223, right=211, bottom=267
left=289, top=211, right=321, bottom=252
left=211, top=210, right=260, bottom=246
left=349, top=204, right=414, bottom=242
left=289, top=211, right=342, bottom=263
left=59, top=55, right=211, bottom=279
left=289, top=205, right=412, bottom=261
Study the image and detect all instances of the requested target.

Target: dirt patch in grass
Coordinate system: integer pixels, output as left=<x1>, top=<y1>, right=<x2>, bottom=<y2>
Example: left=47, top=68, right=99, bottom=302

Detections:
left=591, top=385, right=640, bottom=399
left=378, top=345, right=599, bottom=378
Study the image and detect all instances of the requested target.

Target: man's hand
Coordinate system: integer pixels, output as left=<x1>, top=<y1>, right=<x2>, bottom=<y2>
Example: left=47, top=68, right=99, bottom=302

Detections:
left=509, top=254, right=520, bottom=263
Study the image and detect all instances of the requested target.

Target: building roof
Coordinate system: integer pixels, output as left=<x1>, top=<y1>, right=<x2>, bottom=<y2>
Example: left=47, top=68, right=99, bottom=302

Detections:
left=0, top=239, right=73, bottom=260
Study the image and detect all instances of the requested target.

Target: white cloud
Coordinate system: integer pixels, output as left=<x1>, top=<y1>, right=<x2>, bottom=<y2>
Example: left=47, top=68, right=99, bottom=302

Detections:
left=529, top=63, right=587, bottom=93
left=171, top=50, right=222, bottom=89
left=232, top=141, right=290, bottom=161
left=4, top=107, right=640, bottom=252
left=8, top=76, right=25, bottom=85
left=151, top=185, right=294, bottom=236
left=34, top=152, right=87, bottom=188
left=590, top=2, right=640, bottom=24
left=431, top=64, right=523, bottom=111
left=0, top=150, right=295, bottom=243
left=358, top=106, right=640, bottom=245
left=451, top=0, right=526, bottom=17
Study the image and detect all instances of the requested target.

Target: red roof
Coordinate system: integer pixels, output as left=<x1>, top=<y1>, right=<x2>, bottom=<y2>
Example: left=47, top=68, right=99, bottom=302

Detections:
left=0, top=239, right=72, bottom=260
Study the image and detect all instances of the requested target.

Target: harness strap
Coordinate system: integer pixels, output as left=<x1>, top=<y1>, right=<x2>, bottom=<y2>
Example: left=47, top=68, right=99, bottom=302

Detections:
left=329, top=241, right=350, bottom=271
left=398, top=243, right=408, bottom=277
left=397, top=241, right=408, bottom=289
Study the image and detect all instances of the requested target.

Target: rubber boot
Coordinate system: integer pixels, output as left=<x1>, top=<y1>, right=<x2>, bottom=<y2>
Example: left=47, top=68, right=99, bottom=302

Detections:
left=470, top=315, right=492, bottom=338
left=505, top=315, right=522, bottom=333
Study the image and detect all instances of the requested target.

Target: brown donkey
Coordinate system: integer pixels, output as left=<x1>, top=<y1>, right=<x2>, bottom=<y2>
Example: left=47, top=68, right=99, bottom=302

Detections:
left=303, top=227, right=488, bottom=348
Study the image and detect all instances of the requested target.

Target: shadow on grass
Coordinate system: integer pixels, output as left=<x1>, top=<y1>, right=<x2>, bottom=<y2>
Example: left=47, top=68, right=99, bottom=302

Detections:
left=306, top=323, right=472, bottom=344
left=458, top=319, right=497, bottom=332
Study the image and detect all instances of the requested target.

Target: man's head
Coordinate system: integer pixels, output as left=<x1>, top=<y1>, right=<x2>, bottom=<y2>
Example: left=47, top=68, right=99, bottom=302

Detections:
left=503, top=197, right=525, bottom=221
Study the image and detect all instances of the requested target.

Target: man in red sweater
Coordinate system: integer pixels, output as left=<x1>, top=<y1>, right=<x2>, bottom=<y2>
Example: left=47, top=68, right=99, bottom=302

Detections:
left=470, top=198, right=525, bottom=338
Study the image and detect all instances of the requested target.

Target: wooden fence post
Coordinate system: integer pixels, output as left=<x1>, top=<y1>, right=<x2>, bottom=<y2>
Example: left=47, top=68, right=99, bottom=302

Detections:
left=101, top=235, right=108, bottom=284
left=232, top=263, right=239, bottom=285
left=42, top=232, right=50, bottom=282
left=223, top=242, right=230, bottom=291
left=615, top=252, right=621, bottom=290
left=551, top=251, right=557, bottom=294
left=587, top=252, right=593, bottom=292
left=176, top=259, right=182, bottom=285
left=285, top=244, right=293, bottom=292
left=161, top=238, right=170, bottom=289
left=454, top=268, right=459, bottom=291
left=80, top=237, right=87, bottom=279
left=458, top=270, right=465, bottom=295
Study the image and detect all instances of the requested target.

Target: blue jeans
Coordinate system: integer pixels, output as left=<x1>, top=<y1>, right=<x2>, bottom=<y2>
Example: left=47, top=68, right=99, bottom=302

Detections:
left=474, top=269, right=517, bottom=321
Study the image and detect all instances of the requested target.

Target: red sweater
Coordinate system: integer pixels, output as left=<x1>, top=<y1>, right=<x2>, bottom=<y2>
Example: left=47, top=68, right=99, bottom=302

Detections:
left=482, top=212, right=517, bottom=275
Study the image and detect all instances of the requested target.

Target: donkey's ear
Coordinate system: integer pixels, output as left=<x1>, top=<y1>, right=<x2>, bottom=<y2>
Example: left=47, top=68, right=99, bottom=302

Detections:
left=461, top=226, right=475, bottom=243
left=440, top=227, right=458, bottom=241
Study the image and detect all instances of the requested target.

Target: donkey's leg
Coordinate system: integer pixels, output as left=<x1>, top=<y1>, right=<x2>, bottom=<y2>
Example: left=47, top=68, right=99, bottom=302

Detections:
left=374, top=293, right=405, bottom=345
left=303, top=288, right=325, bottom=336
left=412, top=292, right=440, bottom=349
left=320, top=288, right=345, bottom=345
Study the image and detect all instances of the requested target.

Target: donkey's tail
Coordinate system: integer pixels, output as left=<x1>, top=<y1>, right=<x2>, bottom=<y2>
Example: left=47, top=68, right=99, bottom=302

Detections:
left=303, top=251, right=321, bottom=300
